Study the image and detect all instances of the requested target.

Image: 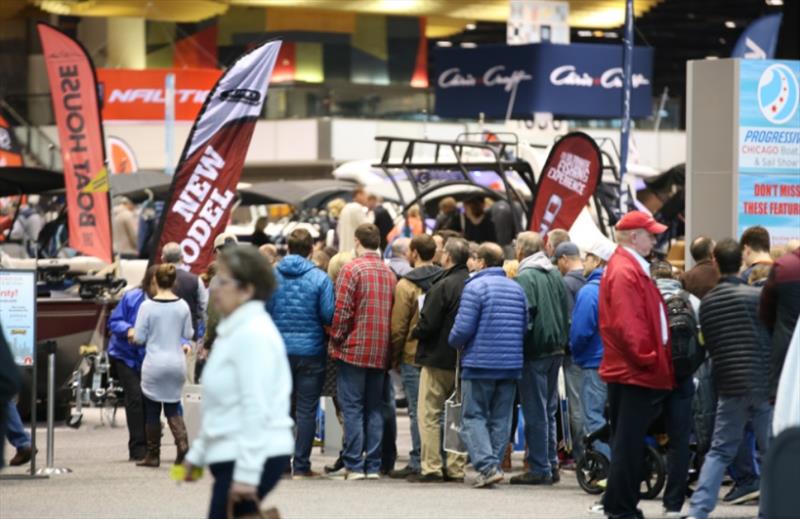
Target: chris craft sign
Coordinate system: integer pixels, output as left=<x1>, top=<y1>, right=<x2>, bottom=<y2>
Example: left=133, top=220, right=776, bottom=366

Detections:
left=737, top=60, right=800, bottom=246
left=97, top=68, right=222, bottom=122
left=434, top=43, right=653, bottom=119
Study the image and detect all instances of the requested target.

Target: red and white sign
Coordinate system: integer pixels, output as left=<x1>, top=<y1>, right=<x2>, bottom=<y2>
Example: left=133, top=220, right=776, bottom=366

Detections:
left=97, top=68, right=222, bottom=122
left=529, top=132, right=602, bottom=236
left=153, top=41, right=281, bottom=275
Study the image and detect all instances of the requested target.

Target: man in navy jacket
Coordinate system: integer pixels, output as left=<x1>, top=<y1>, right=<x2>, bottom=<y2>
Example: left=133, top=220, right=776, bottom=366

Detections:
left=267, top=228, right=335, bottom=479
left=449, top=242, right=527, bottom=488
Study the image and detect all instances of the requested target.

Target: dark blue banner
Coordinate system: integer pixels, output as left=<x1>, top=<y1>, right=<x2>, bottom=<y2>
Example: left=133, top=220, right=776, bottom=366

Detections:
left=434, top=43, right=654, bottom=119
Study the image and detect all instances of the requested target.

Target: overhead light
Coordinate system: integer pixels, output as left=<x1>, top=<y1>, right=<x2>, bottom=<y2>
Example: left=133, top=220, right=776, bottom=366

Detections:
left=465, top=23, right=476, bottom=31
left=577, top=30, right=592, bottom=37
left=460, top=42, right=477, bottom=48
left=765, top=0, right=783, bottom=5
left=593, top=30, right=604, bottom=37
left=436, top=41, right=453, bottom=47
left=604, top=31, right=618, bottom=38
left=706, top=55, right=719, bottom=60
left=725, top=20, right=736, bottom=28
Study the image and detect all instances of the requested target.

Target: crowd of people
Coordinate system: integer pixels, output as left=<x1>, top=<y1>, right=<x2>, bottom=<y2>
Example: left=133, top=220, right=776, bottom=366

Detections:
left=2, top=185, right=799, bottom=519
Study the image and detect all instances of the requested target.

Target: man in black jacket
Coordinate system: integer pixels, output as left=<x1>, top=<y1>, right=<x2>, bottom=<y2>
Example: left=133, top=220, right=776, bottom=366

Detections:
left=411, top=237, right=470, bottom=483
left=688, top=239, right=773, bottom=519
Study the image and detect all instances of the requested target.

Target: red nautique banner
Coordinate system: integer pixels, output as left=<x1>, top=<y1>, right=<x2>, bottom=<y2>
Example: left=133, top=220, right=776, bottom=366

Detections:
left=38, top=22, right=112, bottom=263
left=529, top=132, right=602, bottom=236
left=152, top=40, right=282, bottom=275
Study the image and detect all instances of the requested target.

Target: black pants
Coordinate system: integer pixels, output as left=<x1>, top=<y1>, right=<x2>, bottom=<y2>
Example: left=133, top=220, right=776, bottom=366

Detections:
left=143, top=396, right=180, bottom=426
left=208, top=456, right=290, bottom=519
left=113, top=359, right=147, bottom=458
left=603, top=383, right=668, bottom=519
left=663, top=376, right=695, bottom=512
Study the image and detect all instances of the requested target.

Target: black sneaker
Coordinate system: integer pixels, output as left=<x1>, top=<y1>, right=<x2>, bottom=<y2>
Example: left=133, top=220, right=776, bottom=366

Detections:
left=552, top=468, right=561, bottom=483
left=509, top=471, right=553, bottom=485
left=324, top=456, right=344, bottom=474
left=389, top=465, right=419, bottom=479
left=408, top=472, right=444, bottom=483
left=722, top=481, right=760, bottom=504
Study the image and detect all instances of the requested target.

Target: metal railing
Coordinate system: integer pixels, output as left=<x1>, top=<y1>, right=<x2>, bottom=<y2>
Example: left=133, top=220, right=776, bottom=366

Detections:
left=0, top=97, right=61, bottom=170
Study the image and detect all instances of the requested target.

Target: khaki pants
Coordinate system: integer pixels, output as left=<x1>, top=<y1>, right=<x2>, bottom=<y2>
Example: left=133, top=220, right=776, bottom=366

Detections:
left=418, top=366, right=467, bottom=478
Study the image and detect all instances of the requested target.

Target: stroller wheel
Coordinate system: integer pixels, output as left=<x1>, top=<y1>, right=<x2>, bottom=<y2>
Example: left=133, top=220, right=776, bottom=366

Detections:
left=639, top=445, right=666, bottom=499
left=577, top=451, right=609, bottom=495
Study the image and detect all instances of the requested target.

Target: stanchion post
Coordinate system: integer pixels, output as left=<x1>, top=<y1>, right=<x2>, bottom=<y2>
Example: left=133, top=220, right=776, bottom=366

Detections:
left=36, top=340, right=71, bottom=476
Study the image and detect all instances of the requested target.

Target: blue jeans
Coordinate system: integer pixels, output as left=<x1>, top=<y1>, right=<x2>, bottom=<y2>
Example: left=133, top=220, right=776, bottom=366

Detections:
left=581, top=368, right=610, bottom=460
left=336, top=361, right=385, bottom=474
left=563, top=355, right=585, bottom=461
left=460, top=378, right=517, bottom=476
left=289, top=354, right=326, bottom=473
left=399, top=363, right=421, bottom=471
left=688, top=395, right=772, bottom=519
left=663, top=376, right=695, bottom=512
left=519, top=355, right=563, bottom=477
left=6, top=400, right=31, bottom=449
left=729, top=423, right=759, bottom=484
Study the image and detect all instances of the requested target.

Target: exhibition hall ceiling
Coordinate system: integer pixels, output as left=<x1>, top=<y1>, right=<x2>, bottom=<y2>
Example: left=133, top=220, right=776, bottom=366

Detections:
left=6, top=0, right=663, bottom=29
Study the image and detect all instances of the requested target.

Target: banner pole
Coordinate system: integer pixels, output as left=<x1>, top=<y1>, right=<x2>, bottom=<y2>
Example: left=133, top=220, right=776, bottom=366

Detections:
left=618, top=0, right=635, bottom=213
left=165, top=73, right=175, bottom=176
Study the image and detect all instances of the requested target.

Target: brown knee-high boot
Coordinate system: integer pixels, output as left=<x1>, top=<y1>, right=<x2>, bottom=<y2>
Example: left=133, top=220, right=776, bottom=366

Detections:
left=167, top=415, right=189, bottom=465
left=137, top=424, right=161, bottom=467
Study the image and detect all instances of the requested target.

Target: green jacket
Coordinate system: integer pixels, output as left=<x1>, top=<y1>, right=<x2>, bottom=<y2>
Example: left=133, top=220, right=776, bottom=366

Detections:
left=515, top=252, right=570, bottom=361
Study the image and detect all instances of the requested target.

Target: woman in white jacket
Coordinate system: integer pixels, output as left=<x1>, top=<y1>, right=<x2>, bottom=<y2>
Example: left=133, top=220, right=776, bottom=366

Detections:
left=183, top=247, right=293, bottom=519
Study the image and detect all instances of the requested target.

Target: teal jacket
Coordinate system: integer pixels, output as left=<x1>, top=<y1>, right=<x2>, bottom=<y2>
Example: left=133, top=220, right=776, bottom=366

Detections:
left=515, top=252, right=570, bottom=361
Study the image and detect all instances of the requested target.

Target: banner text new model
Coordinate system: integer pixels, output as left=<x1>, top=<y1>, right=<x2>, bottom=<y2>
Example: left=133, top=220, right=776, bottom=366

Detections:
left=529, top=132, right=602, bottom=236
left=152, top=41, right=281, bottom=275
left=38, top=23, right=112, bottom=263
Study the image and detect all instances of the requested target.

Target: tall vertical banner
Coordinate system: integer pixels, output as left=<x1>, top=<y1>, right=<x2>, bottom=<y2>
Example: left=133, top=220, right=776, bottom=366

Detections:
left=153, top=41, right=281, bottom=274
left=529, top=132, right=602, bottom=235
left=737, top=60, right=800, bottom=246
left=38, top=23, right=112, bottom=263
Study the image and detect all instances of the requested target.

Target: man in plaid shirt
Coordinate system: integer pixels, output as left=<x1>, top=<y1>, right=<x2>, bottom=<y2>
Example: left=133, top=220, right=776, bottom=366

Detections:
left=329, top=223, right=396, bottom=479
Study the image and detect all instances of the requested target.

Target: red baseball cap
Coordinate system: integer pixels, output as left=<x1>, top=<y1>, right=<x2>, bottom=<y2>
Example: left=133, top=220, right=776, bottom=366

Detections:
left=615, top=211, right=668, bottom=234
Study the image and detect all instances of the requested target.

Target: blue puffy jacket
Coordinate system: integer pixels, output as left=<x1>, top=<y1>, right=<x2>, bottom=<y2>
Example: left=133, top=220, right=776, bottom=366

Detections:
left=107, top=288, right=147, bottom=372
left=267, top=255, right=335, bottom=357
left=448, top=267, right=527, bottom=371
left=569, top=268, right=604, bottom=369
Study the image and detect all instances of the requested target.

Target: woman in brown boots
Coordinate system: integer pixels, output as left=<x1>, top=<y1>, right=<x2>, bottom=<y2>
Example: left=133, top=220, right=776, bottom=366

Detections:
left=133, top=264, right=194, bottom=467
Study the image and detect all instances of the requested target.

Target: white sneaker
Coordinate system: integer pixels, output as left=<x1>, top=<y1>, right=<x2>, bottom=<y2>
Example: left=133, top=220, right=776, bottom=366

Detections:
left=325, top=467, right=347, bottom=480
left=588, top=503, right=605, bottom=515
left=663, top=509, right=682, bottom=519
left=365, top=473, right=380, bottom=480
left=345, top=471, right=366, bottom=481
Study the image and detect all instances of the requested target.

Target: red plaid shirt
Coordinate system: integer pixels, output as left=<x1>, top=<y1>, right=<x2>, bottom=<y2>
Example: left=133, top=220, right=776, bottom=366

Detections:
left=329, top=252, right=396, bottom=369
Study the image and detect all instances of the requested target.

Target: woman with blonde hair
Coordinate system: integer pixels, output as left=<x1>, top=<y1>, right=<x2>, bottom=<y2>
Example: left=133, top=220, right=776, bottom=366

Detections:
left=134, top=264, right=194, bottom=468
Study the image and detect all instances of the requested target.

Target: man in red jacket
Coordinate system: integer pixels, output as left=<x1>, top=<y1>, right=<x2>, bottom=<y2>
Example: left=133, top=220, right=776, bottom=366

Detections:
left=598, top=211, right=675, bottom=519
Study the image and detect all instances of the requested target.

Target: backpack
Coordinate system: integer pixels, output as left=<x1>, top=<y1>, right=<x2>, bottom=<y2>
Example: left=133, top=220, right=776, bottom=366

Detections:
left=665, top=291, right=705, bottom=380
